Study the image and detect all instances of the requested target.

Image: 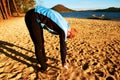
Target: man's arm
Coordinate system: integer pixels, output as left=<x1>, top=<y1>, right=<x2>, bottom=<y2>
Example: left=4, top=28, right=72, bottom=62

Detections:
left=59, top=31, right=67, bottom=65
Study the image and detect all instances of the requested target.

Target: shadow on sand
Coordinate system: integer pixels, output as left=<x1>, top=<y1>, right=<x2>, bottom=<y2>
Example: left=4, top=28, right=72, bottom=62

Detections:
left=0, top=40, right=60, bottom=79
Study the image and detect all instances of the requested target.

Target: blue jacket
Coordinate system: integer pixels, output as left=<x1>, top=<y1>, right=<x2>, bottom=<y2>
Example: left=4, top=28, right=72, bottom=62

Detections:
left=34, top=6, right=70, bottom=41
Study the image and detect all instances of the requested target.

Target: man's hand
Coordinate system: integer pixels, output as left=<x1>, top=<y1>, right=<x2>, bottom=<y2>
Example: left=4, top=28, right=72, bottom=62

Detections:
left=62, top=65, right=69, bottom=70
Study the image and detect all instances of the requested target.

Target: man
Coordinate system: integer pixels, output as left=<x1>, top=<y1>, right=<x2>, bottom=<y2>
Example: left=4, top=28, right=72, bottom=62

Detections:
left=25, top=6, right=76, bottom=72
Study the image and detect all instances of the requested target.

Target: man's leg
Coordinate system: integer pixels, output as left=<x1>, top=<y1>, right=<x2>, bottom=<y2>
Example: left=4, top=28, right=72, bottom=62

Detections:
left=25, top=9, right=47, bottom=71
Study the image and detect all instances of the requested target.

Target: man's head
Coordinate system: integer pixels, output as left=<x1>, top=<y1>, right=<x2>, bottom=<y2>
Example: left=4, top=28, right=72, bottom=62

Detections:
left=67, top=28, right=77, bottom=38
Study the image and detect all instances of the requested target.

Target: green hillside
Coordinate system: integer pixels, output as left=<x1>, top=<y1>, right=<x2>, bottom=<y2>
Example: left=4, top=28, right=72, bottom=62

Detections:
left=94, top=7, right=120, bottom=12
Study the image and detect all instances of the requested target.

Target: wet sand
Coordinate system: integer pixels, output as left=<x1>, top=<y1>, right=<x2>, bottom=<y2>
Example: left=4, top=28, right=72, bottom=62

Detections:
left=0, top=17, right=120, bottom=80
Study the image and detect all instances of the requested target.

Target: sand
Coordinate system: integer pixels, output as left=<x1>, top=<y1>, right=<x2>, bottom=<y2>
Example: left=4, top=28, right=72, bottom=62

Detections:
left=0, top=17, right=120, bottom=80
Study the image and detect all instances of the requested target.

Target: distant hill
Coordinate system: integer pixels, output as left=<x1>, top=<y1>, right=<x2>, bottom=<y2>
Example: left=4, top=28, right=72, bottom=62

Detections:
left=94, top=7, right=120, bottom=12
left=51, top=5, right=120, bottom=12
left=51, top=4, right=76, bottom=12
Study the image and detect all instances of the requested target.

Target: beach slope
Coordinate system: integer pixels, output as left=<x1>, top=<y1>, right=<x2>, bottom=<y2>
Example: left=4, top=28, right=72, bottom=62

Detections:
left=0, top=17, right=120, bottom=80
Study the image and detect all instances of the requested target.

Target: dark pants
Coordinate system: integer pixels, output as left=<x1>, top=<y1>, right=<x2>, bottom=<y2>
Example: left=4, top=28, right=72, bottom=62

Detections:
left=25, top=9, right=67, bottom=69
left=25, top=9, right=47, bottom=69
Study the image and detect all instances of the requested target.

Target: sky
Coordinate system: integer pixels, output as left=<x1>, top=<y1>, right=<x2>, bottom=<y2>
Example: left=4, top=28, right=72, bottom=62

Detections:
left=35, top=0, right=120, bottom=10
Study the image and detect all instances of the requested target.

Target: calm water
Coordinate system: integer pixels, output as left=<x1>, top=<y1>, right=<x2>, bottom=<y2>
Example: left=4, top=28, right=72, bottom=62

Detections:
left=60, top=11, right=120, bottom=20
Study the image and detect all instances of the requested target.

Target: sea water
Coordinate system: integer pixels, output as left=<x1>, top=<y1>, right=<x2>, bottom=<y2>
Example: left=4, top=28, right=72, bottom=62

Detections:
left=60, top=11, right=120, bottom=20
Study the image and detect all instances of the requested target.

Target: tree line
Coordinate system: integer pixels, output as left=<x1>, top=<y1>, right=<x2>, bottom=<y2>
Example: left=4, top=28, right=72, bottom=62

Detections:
left=0, top=0, right=35, bottom=19
left=94, top=7, right=120, bottom=12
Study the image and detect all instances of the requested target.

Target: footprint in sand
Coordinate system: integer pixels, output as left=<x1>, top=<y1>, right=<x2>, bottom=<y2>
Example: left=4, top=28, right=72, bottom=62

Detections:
left=106, top=76, right=114, bottom=80
left=82, top=62, right=89, bottom=70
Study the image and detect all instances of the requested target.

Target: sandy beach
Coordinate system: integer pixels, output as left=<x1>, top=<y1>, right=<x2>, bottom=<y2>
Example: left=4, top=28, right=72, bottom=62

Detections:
left=0, top=17, right=120, bottom=80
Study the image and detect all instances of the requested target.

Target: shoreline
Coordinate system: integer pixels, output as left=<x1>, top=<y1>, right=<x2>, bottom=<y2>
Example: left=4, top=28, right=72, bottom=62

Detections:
left=64, top=17, right=120, bottom=22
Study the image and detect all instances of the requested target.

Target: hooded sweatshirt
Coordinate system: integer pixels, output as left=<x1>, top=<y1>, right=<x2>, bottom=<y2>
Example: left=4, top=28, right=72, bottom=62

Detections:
left=34, top=6, right=70, bottom=41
